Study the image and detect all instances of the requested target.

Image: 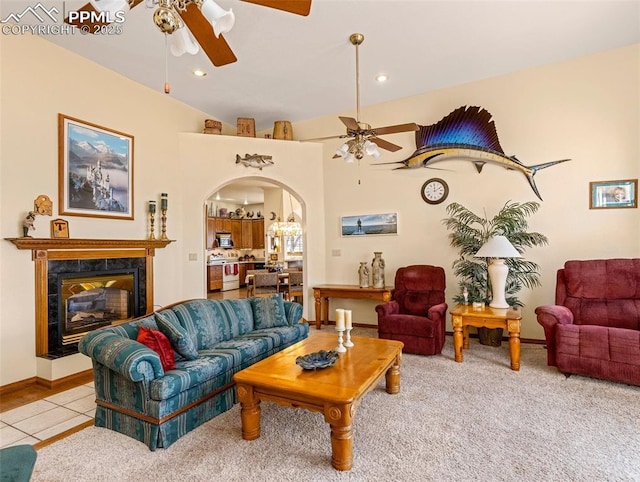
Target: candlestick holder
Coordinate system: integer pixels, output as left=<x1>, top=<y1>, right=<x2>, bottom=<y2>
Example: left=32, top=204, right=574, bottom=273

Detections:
left=148, top=211, right=156, bottom=240
left=344, top=328, right=354, bottom=348
left=335, top=327, right=347, bottom=353
left=160, top=209, right=168, bottom=240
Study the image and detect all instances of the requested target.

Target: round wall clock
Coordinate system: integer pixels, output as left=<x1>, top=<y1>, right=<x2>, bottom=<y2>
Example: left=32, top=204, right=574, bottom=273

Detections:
left=421, top=178, right=449, bottom=205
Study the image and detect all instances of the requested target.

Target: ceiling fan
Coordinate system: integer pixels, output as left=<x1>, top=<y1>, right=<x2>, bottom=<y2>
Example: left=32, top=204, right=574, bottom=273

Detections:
left=66, top=0, right=312, bottom=68
left=303, top=33, right=418, bottom=163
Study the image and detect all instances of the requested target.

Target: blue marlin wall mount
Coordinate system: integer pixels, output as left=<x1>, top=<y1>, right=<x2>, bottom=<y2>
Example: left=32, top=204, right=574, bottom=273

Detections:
left=379, top=106, right=570, bottom=200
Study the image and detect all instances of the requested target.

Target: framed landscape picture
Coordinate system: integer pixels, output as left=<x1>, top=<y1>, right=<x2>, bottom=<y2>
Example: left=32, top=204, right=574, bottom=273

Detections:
left=58, top=114, right=134, bottom=219
left=589, top=179, right=637, bottom=209
left=341, top=213, right=398, bottom=236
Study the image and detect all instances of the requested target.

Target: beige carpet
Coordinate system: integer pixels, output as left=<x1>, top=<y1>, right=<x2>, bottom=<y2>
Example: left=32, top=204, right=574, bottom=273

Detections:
left=32, top=330, right=640, bottom=481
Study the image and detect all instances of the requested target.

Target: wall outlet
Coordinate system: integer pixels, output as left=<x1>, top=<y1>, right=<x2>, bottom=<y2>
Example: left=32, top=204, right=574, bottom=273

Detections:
left=188, top=253, right=198, bottom=261
left=331, top=249, right=341, bottom=257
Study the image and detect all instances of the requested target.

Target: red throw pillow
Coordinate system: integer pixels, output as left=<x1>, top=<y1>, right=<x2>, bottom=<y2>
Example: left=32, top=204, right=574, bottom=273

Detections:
left=137, top=326, right=176, bottom=371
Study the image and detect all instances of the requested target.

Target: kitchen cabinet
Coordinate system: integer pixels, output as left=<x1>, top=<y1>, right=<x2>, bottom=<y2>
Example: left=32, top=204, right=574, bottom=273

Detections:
left=230, top=220, right=242, bottom=247
left=241, top=220, right=253, bottom=249
left=206, top=218, right=216, bottom=249
left=207, top=265, right=223, bottom=291
left=206, top=217, right=264, bottom=250
left=252, top=219, right=265, bottom=249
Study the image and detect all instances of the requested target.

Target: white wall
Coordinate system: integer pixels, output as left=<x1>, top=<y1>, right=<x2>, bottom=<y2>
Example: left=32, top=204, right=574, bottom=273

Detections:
left=294, top=44, right=640, bottom=337
left=1, top=31, right=638, bottom=386
left=0, top=33, right=323, bottom=385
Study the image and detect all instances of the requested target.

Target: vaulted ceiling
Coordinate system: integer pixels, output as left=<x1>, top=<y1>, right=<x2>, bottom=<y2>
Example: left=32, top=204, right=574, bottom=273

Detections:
left=19, top=0, right=639, bottom=130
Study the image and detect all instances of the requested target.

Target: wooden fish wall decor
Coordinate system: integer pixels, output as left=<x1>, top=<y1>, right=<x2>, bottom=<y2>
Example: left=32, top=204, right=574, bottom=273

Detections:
left=378, top=106, right=570, bottom=200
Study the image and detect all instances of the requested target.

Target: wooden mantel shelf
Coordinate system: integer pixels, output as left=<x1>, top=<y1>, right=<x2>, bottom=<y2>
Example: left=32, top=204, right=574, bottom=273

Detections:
left=6, top=238, right=173, bottom=250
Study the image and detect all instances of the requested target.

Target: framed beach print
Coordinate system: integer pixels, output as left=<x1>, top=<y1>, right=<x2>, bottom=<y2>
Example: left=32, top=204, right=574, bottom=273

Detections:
left=58, top=114, right=134, bottom=219
left=589, top=179, right=637, bottom=209
left=341, top=213, right=398, bottom=237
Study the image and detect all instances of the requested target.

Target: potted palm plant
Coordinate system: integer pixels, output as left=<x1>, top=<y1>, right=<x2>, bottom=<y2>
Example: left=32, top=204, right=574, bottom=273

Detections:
left=442, top=201, right=548, bottom=345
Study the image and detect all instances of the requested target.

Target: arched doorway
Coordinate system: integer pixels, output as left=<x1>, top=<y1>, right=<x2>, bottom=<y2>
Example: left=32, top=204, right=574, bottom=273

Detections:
left=204, top=177, right=306, bottom=303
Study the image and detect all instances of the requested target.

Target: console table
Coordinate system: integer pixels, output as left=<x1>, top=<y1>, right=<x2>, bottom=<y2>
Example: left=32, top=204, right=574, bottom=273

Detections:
left=312, top=284, right=393, bottom=330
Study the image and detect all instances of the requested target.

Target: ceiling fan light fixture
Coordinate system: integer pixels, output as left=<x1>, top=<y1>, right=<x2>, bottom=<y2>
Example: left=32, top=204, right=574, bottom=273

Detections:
left=344, top=152, right=356, bottom=164
left=153, top=1, right=180, bottom=34
left=170, top=25, right=200, bottom=56
left=336, top=143, right=350, bottom=158
left=200, top=0, right=235, bottom=38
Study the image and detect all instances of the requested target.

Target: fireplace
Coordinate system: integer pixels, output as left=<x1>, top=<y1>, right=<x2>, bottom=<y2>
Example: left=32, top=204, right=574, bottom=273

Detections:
left=47, top=257, right=146, bottom=357
left=58, top=270, right=139, bottom=346
left=7, top=237, right=171, bottom=361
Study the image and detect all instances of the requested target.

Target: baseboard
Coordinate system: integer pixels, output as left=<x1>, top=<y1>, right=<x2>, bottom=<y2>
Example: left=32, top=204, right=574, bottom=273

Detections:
left=0, top=369, right=94, bottom=396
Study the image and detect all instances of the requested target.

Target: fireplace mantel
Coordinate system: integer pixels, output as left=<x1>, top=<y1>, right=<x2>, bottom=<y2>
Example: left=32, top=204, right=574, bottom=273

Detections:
left=7, top=238, right=172, bottom=251
left=6, top=237, right=173, bottom=357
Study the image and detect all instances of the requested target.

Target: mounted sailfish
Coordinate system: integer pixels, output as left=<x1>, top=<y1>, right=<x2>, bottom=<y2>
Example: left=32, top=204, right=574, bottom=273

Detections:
left=385, top=106, right=570, bottom=200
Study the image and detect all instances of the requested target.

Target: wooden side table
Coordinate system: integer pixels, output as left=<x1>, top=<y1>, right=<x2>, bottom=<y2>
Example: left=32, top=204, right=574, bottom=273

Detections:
left=450, top=304, right=522, bottom=371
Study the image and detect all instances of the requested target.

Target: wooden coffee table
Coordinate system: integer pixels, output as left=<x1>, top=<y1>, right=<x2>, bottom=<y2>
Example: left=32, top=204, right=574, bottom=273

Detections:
left=233, top=333, right=403, bottom=471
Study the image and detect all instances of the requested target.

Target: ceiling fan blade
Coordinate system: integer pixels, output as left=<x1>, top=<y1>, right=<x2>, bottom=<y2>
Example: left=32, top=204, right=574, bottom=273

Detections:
left=65, top=0, right=143, bottom=29
left=241, top=0, right=312, bottom=16
left=302, top=134, right=350, bottom=142
left=339, top=116, right=360, bottom=131
left=370, top=137, right=403, bottom=152
left=371, top=123, right=419, bottom=136
left=178, top=4, right=237, bottom=67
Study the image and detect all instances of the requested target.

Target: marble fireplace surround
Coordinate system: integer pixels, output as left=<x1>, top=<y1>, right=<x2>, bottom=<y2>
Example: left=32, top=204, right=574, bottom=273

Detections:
left=7, top=238, right=171, bottom=358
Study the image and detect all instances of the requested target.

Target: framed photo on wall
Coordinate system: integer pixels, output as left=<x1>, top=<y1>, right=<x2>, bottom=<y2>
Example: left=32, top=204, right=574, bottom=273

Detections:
left=341, top=213, right=398, bottom=236
left=589, top=179, right=637, bottom=209
left=58, top=114, right=134, bottom=219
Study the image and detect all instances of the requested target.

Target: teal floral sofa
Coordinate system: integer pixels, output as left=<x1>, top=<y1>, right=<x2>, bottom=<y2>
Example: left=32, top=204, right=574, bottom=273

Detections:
left=78, top=296, right=308, bottom=450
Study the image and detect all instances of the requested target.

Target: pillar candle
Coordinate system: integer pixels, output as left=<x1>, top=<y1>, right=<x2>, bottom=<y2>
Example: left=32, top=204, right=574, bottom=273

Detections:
left=335, top=309, right=345, bottom=330
left=161, top=193, right=168, bottom=210
left=148, top=200, right=156, bottom=214
left=345, top=310, right=352, bottom=330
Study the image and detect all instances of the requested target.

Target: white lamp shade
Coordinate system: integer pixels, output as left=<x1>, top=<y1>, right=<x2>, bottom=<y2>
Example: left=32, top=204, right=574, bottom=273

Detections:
left=200, top=0, right=235, bottom=37
left=336, top=143, right=350, bottom=157
left=170, top=26, right=200, bottom=56
left=90, top=0, right=130, bottom=14
left=475, top=235, right=521, bottom=258
left=344, top=152, right=356, bottom=163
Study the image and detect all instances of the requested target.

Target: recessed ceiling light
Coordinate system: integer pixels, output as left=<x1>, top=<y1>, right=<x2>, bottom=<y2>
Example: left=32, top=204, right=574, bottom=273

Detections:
left=375, top=73, right=388, bottom=83
left=192, top=69, right=207, bottom=77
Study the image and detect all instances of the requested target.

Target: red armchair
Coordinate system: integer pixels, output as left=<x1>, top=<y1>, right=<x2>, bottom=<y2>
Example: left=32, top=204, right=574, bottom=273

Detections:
left=535, top=259, right=640, bottom=386
left=375, top=265, right=448, bottom=355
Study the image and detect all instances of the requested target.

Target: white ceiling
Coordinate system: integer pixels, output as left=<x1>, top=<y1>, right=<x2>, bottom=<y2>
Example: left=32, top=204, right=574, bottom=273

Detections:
left=15, top=0, right=638, bottom=132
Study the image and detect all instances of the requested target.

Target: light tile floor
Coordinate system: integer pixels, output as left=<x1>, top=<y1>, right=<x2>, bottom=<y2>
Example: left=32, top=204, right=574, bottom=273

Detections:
left=0, top=383, right=96, bottom=448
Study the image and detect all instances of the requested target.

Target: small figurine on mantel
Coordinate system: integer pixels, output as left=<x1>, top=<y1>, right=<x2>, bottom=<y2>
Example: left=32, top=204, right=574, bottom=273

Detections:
left=22, top=211, right=36, bottom=237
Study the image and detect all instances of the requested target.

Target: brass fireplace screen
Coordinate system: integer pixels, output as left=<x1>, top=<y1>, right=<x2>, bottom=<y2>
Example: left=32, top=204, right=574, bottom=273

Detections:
left=59, top=271, right=137, bottom=345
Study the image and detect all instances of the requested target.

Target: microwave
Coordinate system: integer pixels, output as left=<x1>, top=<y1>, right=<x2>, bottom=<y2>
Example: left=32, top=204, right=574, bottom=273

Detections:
left=216, top=233, right=233, bottom=248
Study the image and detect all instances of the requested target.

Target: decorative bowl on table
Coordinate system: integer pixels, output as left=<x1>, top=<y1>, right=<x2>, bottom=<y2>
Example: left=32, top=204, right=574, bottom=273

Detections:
left=296, top=350, right=340, bottom=370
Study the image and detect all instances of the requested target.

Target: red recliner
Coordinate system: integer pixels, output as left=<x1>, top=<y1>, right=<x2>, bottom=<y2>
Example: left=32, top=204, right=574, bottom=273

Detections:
left=535, top=259, right=640, bottom=386
left=375, top=265, right=448, bottom=355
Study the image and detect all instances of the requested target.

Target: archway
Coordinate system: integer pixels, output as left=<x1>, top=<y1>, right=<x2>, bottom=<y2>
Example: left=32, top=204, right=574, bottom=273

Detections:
left=203, top=176, right=306, bottom=303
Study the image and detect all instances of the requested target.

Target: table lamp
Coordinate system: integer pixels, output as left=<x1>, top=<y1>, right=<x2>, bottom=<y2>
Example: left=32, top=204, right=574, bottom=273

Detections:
left=475, top=235, right=521, bottom=309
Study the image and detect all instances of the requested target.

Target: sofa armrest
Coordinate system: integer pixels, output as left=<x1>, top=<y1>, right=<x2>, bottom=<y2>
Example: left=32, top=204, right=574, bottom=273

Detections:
left=79, top=330, right=164, bottom=382
left=535, top=305, right=574, bottom=328
left=534, top=305, right=574, bottom=367
left=284, top=301, right=303, bottom=326
left=375, top=300, right=400, bottom=320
